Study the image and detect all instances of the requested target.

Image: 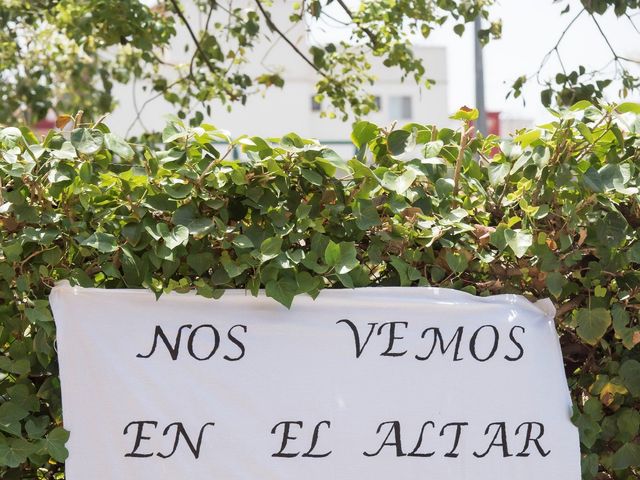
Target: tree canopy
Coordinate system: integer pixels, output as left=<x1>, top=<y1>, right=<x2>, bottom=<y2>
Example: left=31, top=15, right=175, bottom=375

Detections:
left=1, top=0, right=638, bottom=127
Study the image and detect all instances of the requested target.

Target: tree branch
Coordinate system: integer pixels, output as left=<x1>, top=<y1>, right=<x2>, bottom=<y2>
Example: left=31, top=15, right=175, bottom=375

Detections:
left=453, top=124, right=474, bottom=198
left=591, top=14, right=639, bottom=65
left=335, top=0, right=379, bottom=48
left=254, top=0, right=329, bottom=79
left=169, top=0, right=217, bottom=74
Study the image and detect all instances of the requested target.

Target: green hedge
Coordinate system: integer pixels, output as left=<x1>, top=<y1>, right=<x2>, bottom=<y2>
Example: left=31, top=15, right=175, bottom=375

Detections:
left=1, top=103, right=640, bottom=479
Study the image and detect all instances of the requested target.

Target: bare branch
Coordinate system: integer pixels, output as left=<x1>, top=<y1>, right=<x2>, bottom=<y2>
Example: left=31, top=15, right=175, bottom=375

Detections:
left=254, top=0, right=329, bottom=79
left=453, top=124, right=474, bottom=198
left=169, top=0, right=218, bottom=75
left=335, top=0, right=379, bottom=48
left=591, top=14, right=639, bottom=65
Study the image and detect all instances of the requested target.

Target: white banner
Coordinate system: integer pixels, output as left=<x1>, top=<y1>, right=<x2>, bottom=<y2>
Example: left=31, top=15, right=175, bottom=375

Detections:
left=50, top=283, right=580, bottom=480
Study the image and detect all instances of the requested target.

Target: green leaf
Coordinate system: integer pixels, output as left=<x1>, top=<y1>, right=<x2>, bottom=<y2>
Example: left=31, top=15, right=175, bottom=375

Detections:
left=576, top=308, right=612, bottom=345
left=162, top=120, right=188, bottom=143
left=25, top=305, right=53, bottom=324
left=574, top=413, right=601, bottom=449
left=352, top=199, right=380, bottom=230
left=619, top=360, right=640, bottom=397
left=504, top=229, right=532, bottom=258
left=164, top=225, right=189, bottom=249
left=488, top=163, right=510, bottom=186
left=44, top=427, right=70, bottom=462
left=582, top=167, right=604, bottom=193
left=220, top=251, right=246, bottom=278
left=381, top=169, right=416, bottom=194
left=449, top=108, right=479, bottom=121
left=445, top=251, right=468, bottom=274
left=0, top=127, right=22, bottom=147
left=164, top=182, right=193, bottom=199
left=233, top=235, right=254, bottom=249
left=0, top=435, right=35, bottom=468
left=351, top=121, right=378, bottom=148
left=324, top=241, right=358, bottom=274
left=0, top=357, right=29, bottom=375
left=545, top=272, right=567, bottom=298
left=581, top=453, right=599, bottom=479
left=25, top=416, right=49, bottom=439
left=387, top=130, right=411, bottom=155
left=615, top=408, right=640, bottom=442
left=80, top=232, right=118, bottom=253
left=300, top=168, right=323, bottom=185
left=0, top=401, right=29, bottom=436
left=611, top=443, right=640, bottom=470
left=617, top=102, right=640, bottom=114
left=260, top=236, right=283, bottom=261
left=265, top=278, right=298, bottom=308
left=186, top=252, right=214, bottom=275
left=70, top=128, right=104, bottom=155
left=104, top=133, right=134, bottom=160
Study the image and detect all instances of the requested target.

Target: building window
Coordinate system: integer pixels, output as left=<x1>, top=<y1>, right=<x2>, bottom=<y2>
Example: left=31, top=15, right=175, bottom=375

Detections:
left=311, top=96, right=321, bottom=112
left=374, top=95, right=382, bottom=110
left=389, top=95, right=412, bottom=120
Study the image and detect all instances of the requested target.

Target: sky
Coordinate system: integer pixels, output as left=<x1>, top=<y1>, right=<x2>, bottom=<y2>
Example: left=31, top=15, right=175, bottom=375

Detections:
left=314, top=0, right=640, bottom=125
left=428, top=0, right=640, bottom=123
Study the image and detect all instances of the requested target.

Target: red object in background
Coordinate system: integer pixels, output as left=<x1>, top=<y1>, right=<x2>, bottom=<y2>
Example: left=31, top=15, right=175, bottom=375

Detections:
left=487, top=111, right=500, bottom=136
left=34, top=118, right=55, bottom=135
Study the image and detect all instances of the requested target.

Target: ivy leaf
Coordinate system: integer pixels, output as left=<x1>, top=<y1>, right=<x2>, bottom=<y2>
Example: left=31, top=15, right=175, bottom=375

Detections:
left=545, top=271, right=567, bottom=298
left=445, top=251, right=468, bottom=274
left=81, top=232, right=118, bottom=253
left=164, top=226, right=189, bottom=250
left=387, top=130, right=411, bottom=155
left=300, top=168, right=323, bottom=185
left=0, top=357, right=29, bottom=376
left=70, top=128, right=104, bottom=155
left=0, top=127, right=22, bottom=147
left=351, top=121, right=377, bottom=149
left=162, top=120, right=188, bottom=143
left=233, top=235, right=254, bottom=249
left=617, top=102, right=640, bottom=114
left=573, top=412, right=601, bottom=449
left=615, top=408, right=640, bottom=442
left=0, top=402, right=29, bottom=436
left=449, top=107, right=479, bottom=121
left=220, top=251, right=246, bottom=278
left=619, top=360, right=640, bottom=397
left=488, top=163, right=510, bottom=186
left=0, top=435, right=35, bottom=468
left=260, top=236, right=283, bottom=262
left=25, top=305, right=53, bottom=324
left=25, top=416, right=49, bottom=439
left=381, top=169, right=417, bottom=194
left=186, top=252, right=214, bottom=276
left=504, top=229, right=532, bottom=258
left=43, top=427, right=70, bottom=462
left=324, top=241, right=358, bottom=274
left=265, top=278, right=298, bottom=308
left=576, top=308, right=612, bottom=345
left=611, top=443, right=640, bottom=470
left=104, top=133, right=134, bottom=160
left=352, top=199, right=380, bottom=230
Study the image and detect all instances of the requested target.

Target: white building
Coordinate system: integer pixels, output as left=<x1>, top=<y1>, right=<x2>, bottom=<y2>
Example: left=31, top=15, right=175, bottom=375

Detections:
left=107, top=1, right=449, bottom=151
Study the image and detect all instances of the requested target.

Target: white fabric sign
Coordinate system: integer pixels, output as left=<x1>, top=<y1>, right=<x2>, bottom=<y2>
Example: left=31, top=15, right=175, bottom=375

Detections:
left=50, top=283, right=580, bottom=480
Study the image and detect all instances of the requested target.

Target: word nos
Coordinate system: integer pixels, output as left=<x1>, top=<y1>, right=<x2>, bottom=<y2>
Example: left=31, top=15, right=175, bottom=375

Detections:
left=136, top=324, right=248, bottom=361
left=122, top=419, right=550, bottom=460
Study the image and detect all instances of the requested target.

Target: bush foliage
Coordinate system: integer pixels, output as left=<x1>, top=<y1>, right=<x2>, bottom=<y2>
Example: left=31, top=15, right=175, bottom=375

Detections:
left=1, top=102, right=640, bottom=478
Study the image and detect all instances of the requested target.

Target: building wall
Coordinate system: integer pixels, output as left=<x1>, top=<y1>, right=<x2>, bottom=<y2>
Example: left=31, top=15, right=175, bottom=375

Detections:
left=106, top=1, right=449, bottom=147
